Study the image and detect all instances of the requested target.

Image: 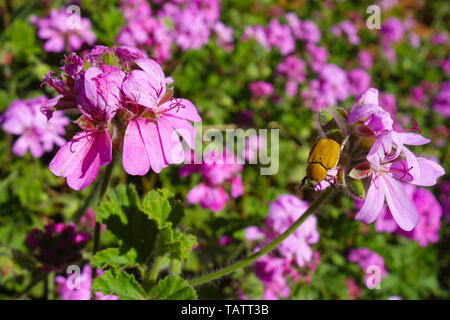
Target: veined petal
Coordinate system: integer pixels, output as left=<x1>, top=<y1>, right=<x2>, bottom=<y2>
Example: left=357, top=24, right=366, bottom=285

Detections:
left=383, top=175, right=418, bottom=231
left=134, top=58, right=166, bottom=100
left=137, top=118, right=166, bottom=173
left=352, top=88, right=379, bottom=109
left=49, top=131, right=94, bottom=178
left=156, top=117, right=184, bottom=165
left=123, top=70, right=160, bottom=109
left=160, top=98, right=201, bottom=122
left=411, top=157, right=445, bottom=186
left=355, top=176, right=386, bottom=224
left=163, top=114, right=195, bottom=149
left=402, top=147, right=420, bottom=180
left=399, top=132, right=431, bottom=146
left=348, top=103, right=380, bottom=123
left=50, top=130, right=111, bottom=190
left=123, top=120, right=150, bottom=175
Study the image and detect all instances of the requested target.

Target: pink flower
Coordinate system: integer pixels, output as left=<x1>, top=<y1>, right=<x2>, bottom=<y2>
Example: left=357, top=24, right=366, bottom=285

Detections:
left=375, top=184, right=443, bottom=246
left=305, top=64, right=350, bottom=111
left=182, top=150, right=243, bottom=212
left=358, top=50, right=373, bottom=69
left=432, top=82, right=450, bottom=118
left=122, top=58, right=201, bottom=175
left=1, top=96, right=69, bottom=158
left=242, top=17, right=295, bottom=55
left=246, top=194, right=320, bottom=267
left=49, top=63, right=125, bottom=191
left=347, top=68, right=371, bottom=96
left=381, top=18, right=404, bottom=44
left=350, top=88, right=445, bottom=231
left=331, top=20, right=360, bottom=45
left=348, top=248, right=388, bottom=286
left=249, top=81, right=274, bottom=98
left=30, top=8, right=96, bottom=53
left=55, top=264, right=119, bottom=300
left=277, top=56, right=306, bottom=97
left=286, top=13, right=321, bottom=44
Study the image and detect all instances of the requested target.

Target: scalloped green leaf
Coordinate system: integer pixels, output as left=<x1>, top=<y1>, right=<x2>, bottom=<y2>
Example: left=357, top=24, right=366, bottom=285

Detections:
left=147, top=276, right=197, bottom=300
left=91, top=248, right=138, bottom=269
left=96, top=185, right=158, bottom=264
left=93, top=269, right=146, bottom=300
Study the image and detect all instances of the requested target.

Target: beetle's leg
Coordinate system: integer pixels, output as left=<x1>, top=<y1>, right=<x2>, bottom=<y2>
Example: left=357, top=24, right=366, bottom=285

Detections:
left=325, top=176, right=338, bottom=189
left=298, top=177, right=307, bottom=190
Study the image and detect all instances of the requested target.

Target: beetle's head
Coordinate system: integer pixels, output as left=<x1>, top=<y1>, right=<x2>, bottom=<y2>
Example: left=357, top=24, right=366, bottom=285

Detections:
left=299, top=177, right=318, bottom=189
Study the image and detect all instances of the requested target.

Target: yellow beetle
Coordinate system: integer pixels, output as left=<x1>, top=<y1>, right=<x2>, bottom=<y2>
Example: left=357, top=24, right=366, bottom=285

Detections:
left=300, top=138, right=345, bottom=188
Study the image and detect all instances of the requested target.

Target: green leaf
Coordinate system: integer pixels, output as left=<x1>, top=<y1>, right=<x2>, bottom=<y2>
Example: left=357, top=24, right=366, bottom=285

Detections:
left=93, top=269, right=146, bottom=300
left=91, top=248, right=138, bottom=269
left=96, top=185, right=158, bottom=264
left=141, top=189, right=172, bottom=227
left=147, top=276, right=197, bottom=300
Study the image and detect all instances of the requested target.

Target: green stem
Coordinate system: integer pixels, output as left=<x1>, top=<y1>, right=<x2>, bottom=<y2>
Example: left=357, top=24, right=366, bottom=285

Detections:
left=93, top=150, right=118, bottom=256
left=148, top=256, right=164, bottom=282
left=188, top=188, right=334, bottom=287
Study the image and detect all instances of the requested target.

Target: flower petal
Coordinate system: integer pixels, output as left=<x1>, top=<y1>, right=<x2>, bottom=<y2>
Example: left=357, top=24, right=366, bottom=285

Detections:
left=411, top=157, right=445, bottom=186
left=156, top=116, right=184, bottom=164
left=383, top=175, right=418, bottom=231
left=355, top=176, right=386, bottom=224
left=161, top=98, right=201, bottom=122
left=123, top=120, right=150, bottom=175
left=137, top=118, right=166, bottom=173
left=122, top=70, right=160, bottom=109
left=163, top=115, right=196, bottom=149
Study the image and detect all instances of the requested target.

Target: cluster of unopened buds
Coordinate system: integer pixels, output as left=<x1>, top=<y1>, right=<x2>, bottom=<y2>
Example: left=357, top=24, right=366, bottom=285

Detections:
left=302, top=87, right=445, bottom=231
left=41, top=45, right=201, bottom=190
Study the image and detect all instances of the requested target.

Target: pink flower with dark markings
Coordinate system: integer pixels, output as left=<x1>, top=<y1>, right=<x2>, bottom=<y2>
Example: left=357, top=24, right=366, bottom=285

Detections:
left=49, top=64, right=125, bottom=190
left=1, top=96, right=69, bottom=158
left=349, top=88, right=445, bottom=231
left=122, top=58, right=201, bottom=175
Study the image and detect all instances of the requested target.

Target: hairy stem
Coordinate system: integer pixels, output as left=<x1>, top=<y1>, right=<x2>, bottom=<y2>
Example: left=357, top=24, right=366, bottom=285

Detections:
left=148, top=256, right=164, bottom=283
left=188, top=188, right=334, bottom=287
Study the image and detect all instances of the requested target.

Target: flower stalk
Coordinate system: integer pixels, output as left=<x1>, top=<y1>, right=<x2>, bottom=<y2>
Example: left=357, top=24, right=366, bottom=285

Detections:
left=188, top=187, right=334, bottom=287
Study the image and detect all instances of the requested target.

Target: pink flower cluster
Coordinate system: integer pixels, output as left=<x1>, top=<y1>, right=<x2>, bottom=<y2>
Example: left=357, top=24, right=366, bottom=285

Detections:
left=248, top=81, right=274, bottom=99
left=30, top=7, right=96, bottom=53
left=181, top=150, right=243, bottom=212
left=26, top=222, right=90, bottom=272
left=242, top=12, right=321, bottom=56
left=276, top=56, right=306, bottom=97
left=432, top=82, right=450, bottom=118
left=245, top=194, right=320, bottom=299
left=331, top=20, right=360, bottom=45
left=349, top=88, right=445, bottom=231
left=56, top=264, right=119, bottom=300
left=116, top=0, right=233, bottom=62
left=304, top=63, right=350, bottom=111
left=42, top=46, right=201, bottom=190
left=374, top=184, right=443, bottom=247
left=348, top=248, right=388, bottom=287
left=1, top=96, right=69, bottom=158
